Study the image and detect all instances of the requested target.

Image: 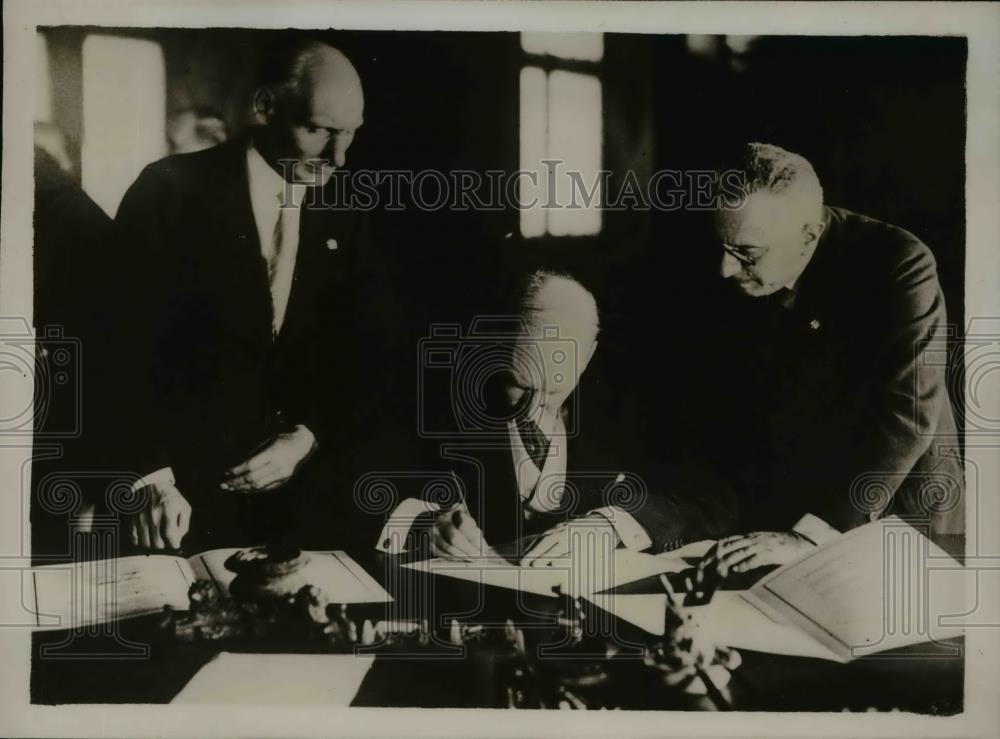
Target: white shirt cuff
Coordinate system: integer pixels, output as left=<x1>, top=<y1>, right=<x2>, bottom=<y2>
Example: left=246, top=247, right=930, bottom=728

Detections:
left=792, top=513, right=841, bottom=546
left=293, top=424, right=315, bottom=445
left=130, top=466, right=175, bottom=492
left=589, top=506, right=653, bottom=551
left=374, top=497, right=445, bottom=554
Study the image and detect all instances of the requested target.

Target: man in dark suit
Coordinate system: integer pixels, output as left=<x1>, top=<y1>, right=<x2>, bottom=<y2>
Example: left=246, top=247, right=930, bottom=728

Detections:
left=32, top=140, right=115, bottom=556
left=112, top=39, right=385, bottom=551
left=697, top=142, right=963, bottom=574
left=371, top=268, right=735, bottom=565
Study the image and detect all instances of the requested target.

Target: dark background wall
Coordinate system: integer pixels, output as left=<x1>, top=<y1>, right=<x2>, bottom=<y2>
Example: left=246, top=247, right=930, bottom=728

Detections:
left=646, top=34, right=966, bottom=328
left=633, top=34, right=967, bottom=443
left=38, top=28, right=966, bottom=434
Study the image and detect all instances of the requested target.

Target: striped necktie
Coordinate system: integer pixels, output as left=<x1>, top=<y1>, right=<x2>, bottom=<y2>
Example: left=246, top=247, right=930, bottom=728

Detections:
left=516, top=415, right=551, bottom=470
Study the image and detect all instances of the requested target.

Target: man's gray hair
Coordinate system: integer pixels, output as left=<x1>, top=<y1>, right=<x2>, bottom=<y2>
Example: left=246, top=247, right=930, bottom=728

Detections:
left=515, top=269, right=601, bottom=336
left=739, top=142, right=824, bottom=219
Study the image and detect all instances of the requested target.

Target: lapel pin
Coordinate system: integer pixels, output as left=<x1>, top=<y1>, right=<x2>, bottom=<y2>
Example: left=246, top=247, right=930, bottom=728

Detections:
left=809, top=319, right=821, bottom=330
left=615, top=473, right=626, bottom=483
left=326, top=238, right=338, bottom=250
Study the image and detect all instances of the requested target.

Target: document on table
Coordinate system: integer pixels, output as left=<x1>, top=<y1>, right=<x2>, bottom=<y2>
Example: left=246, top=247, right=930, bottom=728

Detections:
left=582, top=590, right=843, bottom=660
left=402, top=548, right=692, bottom=598
left=30, top=555, right=195, bottom=629
left=585, top=518, right=970, bottom=663
left=29, top=550, right=390, bottom=629
left=171, top=652, right=375, bottom=705
left=743, top=516, right=969, bottom=661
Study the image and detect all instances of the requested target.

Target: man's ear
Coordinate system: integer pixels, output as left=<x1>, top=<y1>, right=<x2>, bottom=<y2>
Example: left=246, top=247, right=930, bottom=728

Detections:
left=581, top=339, right=598, bottom=374
left=802, top=218, right=825, bottom=246
left=252, top=87, right=276, bottom=123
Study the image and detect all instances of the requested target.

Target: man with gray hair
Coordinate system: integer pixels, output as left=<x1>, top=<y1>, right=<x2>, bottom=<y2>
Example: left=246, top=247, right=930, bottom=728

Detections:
left=699, top=142, right=963, bottom=574
left=375, top=266, right=735, bottom=564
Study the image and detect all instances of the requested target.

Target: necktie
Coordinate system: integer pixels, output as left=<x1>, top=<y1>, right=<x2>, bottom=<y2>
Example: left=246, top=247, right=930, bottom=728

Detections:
left=516, top=415, right=551, bottom=471
left=266, top=201, right=297, bottom=336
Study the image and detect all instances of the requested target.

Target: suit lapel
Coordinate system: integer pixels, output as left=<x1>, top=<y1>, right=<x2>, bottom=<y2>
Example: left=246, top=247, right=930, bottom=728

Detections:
left=275, top=194, right=322, bottom=346
left=207, top=137, right=273, bottom=346
left=457, top=443, right=521, bottom=547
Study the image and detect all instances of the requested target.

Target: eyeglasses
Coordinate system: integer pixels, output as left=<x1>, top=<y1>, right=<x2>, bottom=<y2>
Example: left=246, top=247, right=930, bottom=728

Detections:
left=721, top=242, right=762, bottom=267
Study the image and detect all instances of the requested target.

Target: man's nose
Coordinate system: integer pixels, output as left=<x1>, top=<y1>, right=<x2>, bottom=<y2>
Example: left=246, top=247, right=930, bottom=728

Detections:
left=329, top=136, right=349, bottom=169
left=720, top=252, right=741, bottom=279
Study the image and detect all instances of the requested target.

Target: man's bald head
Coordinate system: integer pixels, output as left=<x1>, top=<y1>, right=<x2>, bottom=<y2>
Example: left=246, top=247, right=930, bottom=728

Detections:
left=257, top=41, right=363, bottom=120
left=517, top=271, right=600, bottom=345
left=253, top=38, right=364, bottom=183
left=505, top=270, right=601, bottom=414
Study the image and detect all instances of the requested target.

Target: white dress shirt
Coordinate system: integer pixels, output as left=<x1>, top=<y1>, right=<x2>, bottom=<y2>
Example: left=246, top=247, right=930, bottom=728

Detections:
left=246, top=142, right=307, bottom=336
left=374, top=407, right=654, bottom=554
left=507, top=409, right=652, bottom=551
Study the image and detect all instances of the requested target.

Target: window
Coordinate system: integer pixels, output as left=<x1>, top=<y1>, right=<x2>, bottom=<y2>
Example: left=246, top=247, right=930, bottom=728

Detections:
left=519, top=33, right=603, bottom=238
left=81, top=34, right=166, bottom=216
left=36, top=32, right=53, bottom=123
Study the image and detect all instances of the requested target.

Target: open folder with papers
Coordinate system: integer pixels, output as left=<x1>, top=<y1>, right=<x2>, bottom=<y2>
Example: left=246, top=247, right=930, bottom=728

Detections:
left=29, top=549, right=391, bottom=630
left=739, top=516, right=968, bottom=662
left=585, top=517, right=968, bottom=662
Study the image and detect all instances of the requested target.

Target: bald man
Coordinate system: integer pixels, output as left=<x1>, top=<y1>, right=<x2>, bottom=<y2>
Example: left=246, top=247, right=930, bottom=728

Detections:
left=110, top=38, right=382, bottom=550
left=373, top=268, right=736, bottom=565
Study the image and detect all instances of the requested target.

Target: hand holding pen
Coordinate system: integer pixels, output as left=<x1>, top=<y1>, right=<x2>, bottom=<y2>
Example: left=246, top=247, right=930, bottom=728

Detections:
left=429, top=470, right=497, bottom=560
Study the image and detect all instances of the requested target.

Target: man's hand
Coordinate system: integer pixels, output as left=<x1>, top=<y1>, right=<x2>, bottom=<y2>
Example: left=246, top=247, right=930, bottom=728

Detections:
left=431, top=508, right=494, bottom=560
left=700, top=531, right=816, bottom=577
left=221, top=425, right=317, bottom=493
left=520, top=513, right=622, bottom=568
left=128, top=481, right=191, bottom=550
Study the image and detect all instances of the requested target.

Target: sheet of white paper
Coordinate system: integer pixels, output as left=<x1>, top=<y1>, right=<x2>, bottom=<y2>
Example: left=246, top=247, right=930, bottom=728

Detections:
left=171, top=652, right=374, bottom=705
left=584, top=593, right=669, bottom=635
left=311, top=551, right=393, bottom=603
left=582, top=590, right=842, bottom=661
left=31, top=555, right=194, bottom=629
left=0, top=563, right=61, bottom=628
left=745, top=516, right=967, bottom=661
left=695, top=592, right=843, bottom=661
left=402, top=548, right=689, bottom=598
left=403, top=556, right=570, bottom=597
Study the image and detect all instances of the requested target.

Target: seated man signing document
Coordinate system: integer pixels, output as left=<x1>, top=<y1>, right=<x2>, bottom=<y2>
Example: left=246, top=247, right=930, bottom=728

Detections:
left=377, top=267, right=732, bottom=566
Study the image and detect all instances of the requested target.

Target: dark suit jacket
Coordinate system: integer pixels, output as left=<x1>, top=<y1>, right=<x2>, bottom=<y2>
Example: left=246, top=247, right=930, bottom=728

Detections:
left=32, top=149, right=116, bottom=556
left=110, top=132, right=392, bottom=546
left=697, top=207, right=963, bottom=543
